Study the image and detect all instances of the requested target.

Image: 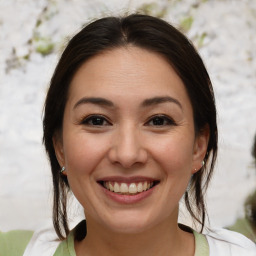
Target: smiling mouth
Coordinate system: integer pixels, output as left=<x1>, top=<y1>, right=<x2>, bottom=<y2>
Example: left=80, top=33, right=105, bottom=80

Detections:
left=98, top=181, right=159, bottom=195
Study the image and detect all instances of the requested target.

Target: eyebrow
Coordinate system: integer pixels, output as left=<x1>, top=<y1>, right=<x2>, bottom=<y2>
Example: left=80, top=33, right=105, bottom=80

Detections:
left=73, top=97, right=114, bottom=109
left=73, top=96, right=182, bottom=110
left=141, top=96, right=182, bottom=109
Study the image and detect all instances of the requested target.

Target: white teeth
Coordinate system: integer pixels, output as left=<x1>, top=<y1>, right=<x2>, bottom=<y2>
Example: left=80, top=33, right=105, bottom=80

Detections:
left=104, top=181, right=154, bottom=194
left=143, top=181, right=147, bottom=191
left=114, top=182, right=120, bottom=193
left=120, top=183, right=129, bottom=193
left=109, top=183, right=114, bottom=192
left=137, top=182, right=143, bottom=192
left=128, top=183, right=137, bottom=194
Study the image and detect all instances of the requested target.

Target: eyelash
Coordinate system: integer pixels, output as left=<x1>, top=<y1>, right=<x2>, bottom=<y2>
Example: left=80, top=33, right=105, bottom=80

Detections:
left=81, top=114, right=176, bottom=127
left=81, top=115, right=111, bottom=126
left=145, top=115, right=176, bottom=127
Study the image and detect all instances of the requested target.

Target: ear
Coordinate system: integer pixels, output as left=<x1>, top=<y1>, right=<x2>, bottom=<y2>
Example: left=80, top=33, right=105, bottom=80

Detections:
left=191, top=125, right=210, bottom=174
left=52, top=131, right=66, bottom=175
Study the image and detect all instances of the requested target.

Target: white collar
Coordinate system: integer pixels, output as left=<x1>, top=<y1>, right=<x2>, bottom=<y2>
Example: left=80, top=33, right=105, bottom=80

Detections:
left=23, top=226, right=60, bottom=256
left=204, top=228, right=256, bottom=256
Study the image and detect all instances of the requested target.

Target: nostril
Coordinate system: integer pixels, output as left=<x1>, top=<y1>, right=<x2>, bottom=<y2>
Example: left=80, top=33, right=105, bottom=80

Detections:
left=108, top=147, right=148, bottom=169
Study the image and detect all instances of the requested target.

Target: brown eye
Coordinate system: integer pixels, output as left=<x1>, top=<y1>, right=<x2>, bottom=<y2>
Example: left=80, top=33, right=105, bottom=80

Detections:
left=146, top=115, right=176, bottom=126
left=82, top=115, right=111, bottom=126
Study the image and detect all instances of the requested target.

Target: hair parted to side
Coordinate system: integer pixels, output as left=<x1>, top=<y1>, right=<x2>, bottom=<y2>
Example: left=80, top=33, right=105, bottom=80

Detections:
left=43, top=14, right=218, bottom=240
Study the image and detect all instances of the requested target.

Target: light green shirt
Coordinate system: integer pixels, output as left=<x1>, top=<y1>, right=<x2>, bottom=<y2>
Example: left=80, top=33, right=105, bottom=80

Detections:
left=193, top=230, right=210, bottom=256
left=54, top=228, right=209, bottom=255
left=0, top=230, right=33, bottom=256
left=0, top=228, right=209, bottom=256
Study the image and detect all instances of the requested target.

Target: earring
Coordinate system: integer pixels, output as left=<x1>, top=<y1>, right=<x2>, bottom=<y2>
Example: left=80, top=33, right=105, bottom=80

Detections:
left=202, top=160, right=205, bottom=167
left=61, top=166, right=66, bottom=173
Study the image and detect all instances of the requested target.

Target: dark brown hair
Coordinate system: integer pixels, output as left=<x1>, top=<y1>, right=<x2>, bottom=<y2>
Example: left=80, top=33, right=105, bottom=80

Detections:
left=43, top=14, right=218, bottom=240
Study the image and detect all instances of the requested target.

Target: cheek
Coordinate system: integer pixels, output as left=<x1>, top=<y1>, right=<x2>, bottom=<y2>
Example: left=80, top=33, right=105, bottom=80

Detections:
left=150, top=133, right=195, bottom=173
left=63, top=132, right=109, bottom=176
left=62, top=132, right=111, bottom=211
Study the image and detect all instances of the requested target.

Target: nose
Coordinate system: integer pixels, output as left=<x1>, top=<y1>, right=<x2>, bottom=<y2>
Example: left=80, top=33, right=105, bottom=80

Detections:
left=108, top=125, right=148, bottom=169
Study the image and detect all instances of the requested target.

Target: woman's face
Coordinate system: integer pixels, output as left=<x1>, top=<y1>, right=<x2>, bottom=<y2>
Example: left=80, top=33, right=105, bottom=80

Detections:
left=54, top=47, right=208, bottom=234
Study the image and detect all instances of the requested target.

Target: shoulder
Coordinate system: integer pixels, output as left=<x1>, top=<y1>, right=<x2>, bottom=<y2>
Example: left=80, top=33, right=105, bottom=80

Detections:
left=22, top=226, right=61, bottom=256
left=0, top=230, right=33, bottom=256
left=227, top=218, right=256, bottom=242
left=22, top=224, right=77, bottom=256
left=204, top=228, right=256, bottom=255
left=11, top=221, right=82, bottom=256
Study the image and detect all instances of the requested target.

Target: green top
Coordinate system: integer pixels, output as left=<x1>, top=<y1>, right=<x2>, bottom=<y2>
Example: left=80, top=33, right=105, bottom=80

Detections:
left=193, top=230, right=209, bottom=256
left=0, top=230, right=33, bottom=256
left=0, top=227, right=209, bottom=256
left=55, top=228, right=209, bottom=255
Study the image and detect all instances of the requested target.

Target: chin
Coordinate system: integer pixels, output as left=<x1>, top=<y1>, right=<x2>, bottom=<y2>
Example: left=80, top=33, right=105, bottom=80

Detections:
left=99, top=212, right=156, bottom=234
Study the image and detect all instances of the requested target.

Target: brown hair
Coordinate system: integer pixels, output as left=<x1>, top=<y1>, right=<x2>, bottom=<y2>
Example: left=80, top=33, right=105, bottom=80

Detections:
left=43, top=14, right=218, bottom=240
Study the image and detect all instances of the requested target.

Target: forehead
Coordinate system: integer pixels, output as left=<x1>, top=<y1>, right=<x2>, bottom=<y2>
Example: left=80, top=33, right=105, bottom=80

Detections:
left=68, top=47, right=191, bottom=108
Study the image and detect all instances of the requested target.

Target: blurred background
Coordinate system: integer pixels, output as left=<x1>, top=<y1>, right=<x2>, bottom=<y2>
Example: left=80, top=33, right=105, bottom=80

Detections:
left=0, top=0, right=256, bottom=237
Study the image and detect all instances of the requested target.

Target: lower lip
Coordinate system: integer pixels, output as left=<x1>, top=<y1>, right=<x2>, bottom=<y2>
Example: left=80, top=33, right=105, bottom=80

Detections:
left=100, top=185, right=157, bottom=204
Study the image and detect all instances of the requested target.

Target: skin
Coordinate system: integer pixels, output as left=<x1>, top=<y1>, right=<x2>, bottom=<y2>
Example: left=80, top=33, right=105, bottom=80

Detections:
left=54, top=47, right=209, bottom=256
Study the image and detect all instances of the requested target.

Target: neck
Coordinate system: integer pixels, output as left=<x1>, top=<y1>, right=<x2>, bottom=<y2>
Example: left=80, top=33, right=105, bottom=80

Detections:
left=75, top=216, right=195, bottom=256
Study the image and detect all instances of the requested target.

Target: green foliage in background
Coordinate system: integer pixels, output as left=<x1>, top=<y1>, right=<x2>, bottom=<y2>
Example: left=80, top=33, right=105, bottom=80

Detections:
left=5, top=0, right=212, bottom=73
left=35, top=37, right=54, bottom=56
left=180, top=16, right=194, bottom=32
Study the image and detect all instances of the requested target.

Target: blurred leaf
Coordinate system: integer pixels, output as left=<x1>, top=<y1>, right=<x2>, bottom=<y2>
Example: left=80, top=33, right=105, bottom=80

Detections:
left=35, top=37, right=54, bottom=56
left=197, top=32, right=207, bottom=48
left=180, top=16, right=194, bottom=32
left=137, top=2, right=167, bottom=18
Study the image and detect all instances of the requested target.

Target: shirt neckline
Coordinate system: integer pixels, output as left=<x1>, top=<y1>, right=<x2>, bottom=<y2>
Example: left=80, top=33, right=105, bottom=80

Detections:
left=65, top=222, right=209, bottom=256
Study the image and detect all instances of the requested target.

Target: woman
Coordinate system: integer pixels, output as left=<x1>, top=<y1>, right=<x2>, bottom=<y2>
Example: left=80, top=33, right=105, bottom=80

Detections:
left=1, top=14, right=255, bottom=256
